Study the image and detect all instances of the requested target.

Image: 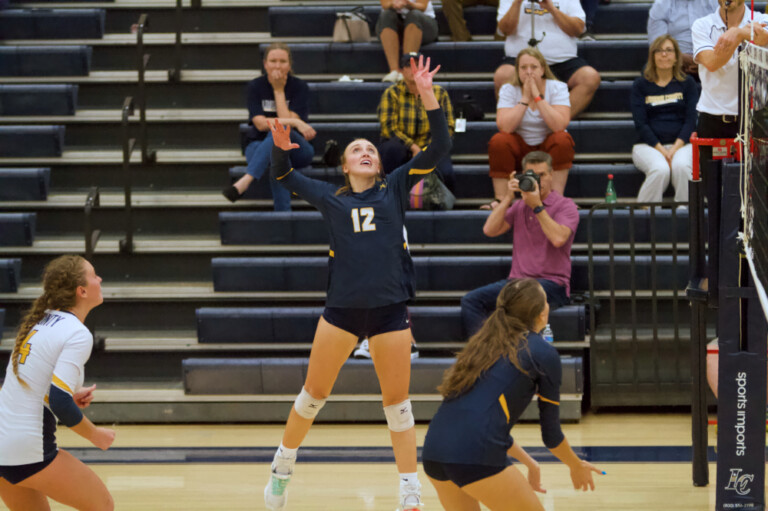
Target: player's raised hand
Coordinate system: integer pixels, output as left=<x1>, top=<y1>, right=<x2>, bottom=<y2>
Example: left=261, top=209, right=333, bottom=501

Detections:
left=269, top=119, right=300, bottom=151
left=410, top=54, right=440, bottom=96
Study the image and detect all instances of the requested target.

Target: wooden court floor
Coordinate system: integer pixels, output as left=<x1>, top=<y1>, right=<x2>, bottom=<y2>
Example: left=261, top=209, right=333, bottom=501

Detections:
left=3, top=413, right=719, bottom=510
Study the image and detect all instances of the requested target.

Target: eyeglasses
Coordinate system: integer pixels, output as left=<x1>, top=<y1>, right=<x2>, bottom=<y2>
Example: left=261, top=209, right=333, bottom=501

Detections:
left=653, top=48, right=676, bottom=55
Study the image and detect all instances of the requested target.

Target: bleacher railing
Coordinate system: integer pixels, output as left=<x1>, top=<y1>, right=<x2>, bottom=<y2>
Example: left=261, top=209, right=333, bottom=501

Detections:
left=120, top=96, right=136, bottom=254
left=84, top=186, right=100, bottom=262
left=169, top=0, right=202, bottom=82
left=586, top=202, right=691, bottom=406
left=136, top=14, right=155, bottom=165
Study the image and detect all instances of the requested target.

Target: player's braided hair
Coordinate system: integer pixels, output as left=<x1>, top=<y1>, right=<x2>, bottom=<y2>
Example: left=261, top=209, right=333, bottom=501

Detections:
left=12, top=255, right=86, bottom=387
left=438, top=278, right=546, bottom=398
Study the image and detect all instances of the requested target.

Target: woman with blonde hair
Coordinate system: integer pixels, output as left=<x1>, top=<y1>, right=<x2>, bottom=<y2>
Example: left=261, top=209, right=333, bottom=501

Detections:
left=630, top=35, right=698, bottom=203
left=0, top=255, right=115, bottom=510
left=263, top=56, right=450, bottom=511
left=422, top=278, right=600, bottom=510
left=487, top=47, right=574, bottom=204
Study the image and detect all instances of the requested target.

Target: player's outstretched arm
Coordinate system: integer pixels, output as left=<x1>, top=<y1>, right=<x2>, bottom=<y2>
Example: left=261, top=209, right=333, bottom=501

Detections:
left=507, top=441, right=546, bottom=493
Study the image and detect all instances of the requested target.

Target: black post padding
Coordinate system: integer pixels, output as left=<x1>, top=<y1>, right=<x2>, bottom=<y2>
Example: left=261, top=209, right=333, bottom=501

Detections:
left=688, top=177, right=709, bottom=486
left=715, top=163, right=766, bottom=510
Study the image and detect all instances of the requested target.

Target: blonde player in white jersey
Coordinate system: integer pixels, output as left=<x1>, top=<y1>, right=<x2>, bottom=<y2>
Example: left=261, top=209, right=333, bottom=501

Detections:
left=0, top=255, right=115, bottom=511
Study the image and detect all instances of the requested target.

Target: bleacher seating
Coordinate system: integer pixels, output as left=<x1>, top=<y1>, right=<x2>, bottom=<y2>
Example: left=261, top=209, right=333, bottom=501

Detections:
left=268, top=41, right=647, bottom=76
left=0, top=168, right=51, bottom=200
left=0, top=85, right=78, bottom=116
left=0, top=213, right=36, bottom=246
left=0, top=9, right=106, bottom=39
left=0, top=46, right=92, bottom=76
left=0, top=126, right=64, bottom=157
left=182, top=355, right=584, bottom=395
left=219, top=209, right=690, bottom=246
left=268, top=4, right=653, bottom=37
left=240, top=120, right=637, bottom=156
left=197, top=304, right=587, bottom=344
left=0, top=258, right=22, bottom=292
left=228, top=164, right=648, bottom=200
left=210, top=255, right=688, bottom=293
left=307, top=80, right=633, bottom=117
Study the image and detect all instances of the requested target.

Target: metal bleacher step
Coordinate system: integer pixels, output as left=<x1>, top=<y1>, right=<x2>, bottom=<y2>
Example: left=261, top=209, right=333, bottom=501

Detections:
left=0, top=69, right=641, bottom=86
left=0, top=148, right=633, bottom=166
left=0, top=108, right=632, bottom=124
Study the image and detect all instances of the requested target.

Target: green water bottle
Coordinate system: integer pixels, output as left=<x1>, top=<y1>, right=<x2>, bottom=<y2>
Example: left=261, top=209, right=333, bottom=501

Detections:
left=605, top=173, right=617, bottom=204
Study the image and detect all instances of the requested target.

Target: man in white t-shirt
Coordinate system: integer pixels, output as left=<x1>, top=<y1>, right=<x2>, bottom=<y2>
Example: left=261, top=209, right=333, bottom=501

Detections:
left=494, top=0, right=600, bottom=116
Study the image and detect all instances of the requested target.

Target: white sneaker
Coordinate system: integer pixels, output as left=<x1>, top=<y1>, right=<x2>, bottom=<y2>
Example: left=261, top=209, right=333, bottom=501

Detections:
left=264, top=451, right=296, bottom=511
left=399, top=480, right=424, bottom=511
left=382, top=70, right=402, bottom=82
left=353, top=338, right=371, bottom=359
left=410, top=343, right=419, bottom=360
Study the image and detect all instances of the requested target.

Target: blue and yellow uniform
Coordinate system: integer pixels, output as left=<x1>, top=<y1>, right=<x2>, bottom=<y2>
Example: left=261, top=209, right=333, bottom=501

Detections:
left=270, top=108, right=451, bottom=312
left=422, top=332, right=564, bottom=486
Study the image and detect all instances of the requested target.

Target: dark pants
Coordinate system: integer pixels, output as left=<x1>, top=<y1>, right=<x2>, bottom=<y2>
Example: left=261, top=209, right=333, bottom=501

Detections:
left=379, top=137, right=455, bottom=191
left=580, top=0, right=598, bottom=30
left=460, top=278, right=569, bottom=338
left=696, top=112, right=739, bottom=309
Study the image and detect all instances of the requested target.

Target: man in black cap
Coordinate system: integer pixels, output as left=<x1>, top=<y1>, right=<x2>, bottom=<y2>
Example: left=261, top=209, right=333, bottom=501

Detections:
left=376, top=52, right=456, bottom=190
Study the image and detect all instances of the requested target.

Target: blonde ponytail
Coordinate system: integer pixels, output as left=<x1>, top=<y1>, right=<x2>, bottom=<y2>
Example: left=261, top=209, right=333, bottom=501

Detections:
left=12, top=255, right=86, bottom=387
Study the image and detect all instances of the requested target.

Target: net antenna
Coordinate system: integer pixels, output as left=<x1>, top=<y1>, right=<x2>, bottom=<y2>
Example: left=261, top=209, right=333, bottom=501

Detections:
left=739, top=42, right=768, bottom=319
left=527, top=0, right=546, bottom=48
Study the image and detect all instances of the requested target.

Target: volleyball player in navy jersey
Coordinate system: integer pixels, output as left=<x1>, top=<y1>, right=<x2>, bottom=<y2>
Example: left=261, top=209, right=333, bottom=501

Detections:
left=422, top=279, right=600, bottom=511
left=263, top=55, right=450, bottom=511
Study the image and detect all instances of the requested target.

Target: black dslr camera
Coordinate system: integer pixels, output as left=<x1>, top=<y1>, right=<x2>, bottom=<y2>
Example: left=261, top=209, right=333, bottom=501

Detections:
left=517, top=169, right=540, bottom=192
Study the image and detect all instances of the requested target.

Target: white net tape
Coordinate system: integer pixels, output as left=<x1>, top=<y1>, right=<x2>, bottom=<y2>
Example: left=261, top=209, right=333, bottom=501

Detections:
left=739, top=43, right=768, bottom=318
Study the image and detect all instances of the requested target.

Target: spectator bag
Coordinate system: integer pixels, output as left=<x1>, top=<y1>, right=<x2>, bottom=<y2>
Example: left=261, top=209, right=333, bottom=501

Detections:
left=333, top=7, right=371, bottom=43
left=409, top=173, right=456, bottom=210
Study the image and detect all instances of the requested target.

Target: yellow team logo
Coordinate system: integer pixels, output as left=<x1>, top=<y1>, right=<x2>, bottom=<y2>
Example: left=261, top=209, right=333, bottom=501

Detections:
left=19, top=330, right=37, bottom=364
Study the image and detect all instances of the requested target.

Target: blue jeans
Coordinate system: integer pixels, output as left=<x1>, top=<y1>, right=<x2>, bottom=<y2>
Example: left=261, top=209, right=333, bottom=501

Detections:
left=460, top=278, right=570, bottom=338
left=245, top=130, right=315, bottom=211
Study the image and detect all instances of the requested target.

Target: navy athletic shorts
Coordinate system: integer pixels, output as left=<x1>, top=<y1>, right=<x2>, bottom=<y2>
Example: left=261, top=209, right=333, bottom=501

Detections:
left=0, top=452, right=57, bottom=485
left=423, top=459, right=509, bottom=487
left=322, top=301, right=409, bottom=338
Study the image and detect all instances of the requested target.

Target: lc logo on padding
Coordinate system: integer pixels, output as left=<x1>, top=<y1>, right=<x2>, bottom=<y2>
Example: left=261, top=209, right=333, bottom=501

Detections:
left=724, top=468, right=754, bottom=495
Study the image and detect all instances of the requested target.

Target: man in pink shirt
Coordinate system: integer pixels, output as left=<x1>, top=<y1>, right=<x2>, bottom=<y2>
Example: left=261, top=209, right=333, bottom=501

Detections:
left=461, top=151, right=579, bottom=336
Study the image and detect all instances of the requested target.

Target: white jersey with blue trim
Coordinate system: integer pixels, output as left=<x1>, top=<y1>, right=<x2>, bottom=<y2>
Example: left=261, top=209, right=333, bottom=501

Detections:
left=0, top=310, right=92, bottom=465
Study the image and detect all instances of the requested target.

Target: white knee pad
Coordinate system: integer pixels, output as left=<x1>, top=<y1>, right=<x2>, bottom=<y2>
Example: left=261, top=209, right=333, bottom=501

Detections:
left=383, top=399, right=415, bottom=432
left=293, top=387, right=326, bottom=420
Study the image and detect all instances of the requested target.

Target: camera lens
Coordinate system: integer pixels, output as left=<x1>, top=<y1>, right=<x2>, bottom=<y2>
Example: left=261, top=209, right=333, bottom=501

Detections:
left=519, top=177, right=534, bottom=192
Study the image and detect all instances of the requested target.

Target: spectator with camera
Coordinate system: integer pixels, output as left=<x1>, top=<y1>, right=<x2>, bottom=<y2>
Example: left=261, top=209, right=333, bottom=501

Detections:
left=494, top=0, right=601, bottom=117
left=488, top=47, right=574, bottom=202
left=377, top=52, right=456, bottom=190
left=461, top=151, right=579, bottom=337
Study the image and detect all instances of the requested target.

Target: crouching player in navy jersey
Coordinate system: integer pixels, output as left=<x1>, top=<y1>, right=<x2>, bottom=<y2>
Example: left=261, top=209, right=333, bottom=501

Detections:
left=423, top=279, right=600, bottom=511
left=263, top=55, right=450, bottom=511
left=0, top=255, right=115, bottom=511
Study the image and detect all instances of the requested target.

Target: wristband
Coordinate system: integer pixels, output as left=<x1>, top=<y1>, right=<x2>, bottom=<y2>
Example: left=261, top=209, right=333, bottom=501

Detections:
left=533, top=205, right=545, bottom=214
left=533, top=95, right=543, bottom=103
left=518, top=101, right=529, bottom=106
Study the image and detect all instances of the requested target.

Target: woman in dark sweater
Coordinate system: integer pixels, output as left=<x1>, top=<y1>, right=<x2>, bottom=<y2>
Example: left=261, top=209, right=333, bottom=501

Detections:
left=630, top=35, right=699, bottom=203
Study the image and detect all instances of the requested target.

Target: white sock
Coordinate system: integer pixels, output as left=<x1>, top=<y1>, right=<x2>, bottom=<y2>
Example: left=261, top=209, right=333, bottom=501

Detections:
left=273, top=443, right=298, bottom=475
left=399, top=472, right=420, bottom=487
left=277, top=443, right=298, bottom=459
